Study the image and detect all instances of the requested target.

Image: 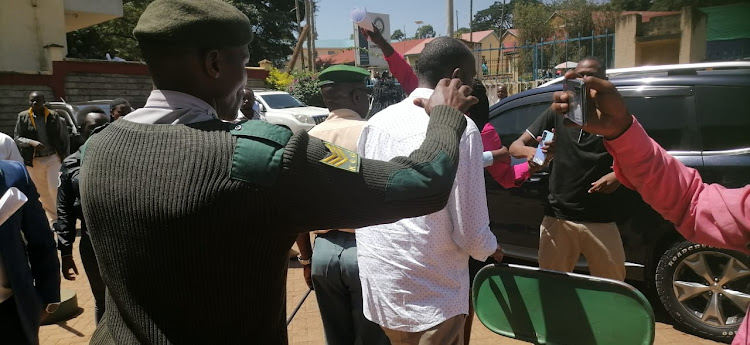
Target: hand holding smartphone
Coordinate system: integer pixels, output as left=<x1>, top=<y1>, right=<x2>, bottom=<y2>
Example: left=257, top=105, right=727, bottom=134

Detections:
left=532, top=130, right=555, bottom=166
left=563, top=78, right=587, bottom=126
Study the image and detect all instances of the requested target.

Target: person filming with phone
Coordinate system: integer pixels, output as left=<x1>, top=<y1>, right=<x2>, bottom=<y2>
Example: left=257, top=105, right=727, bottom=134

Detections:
left=550, top=69, right=749, bottom=345
left=509, top=56, right=627, bottom=281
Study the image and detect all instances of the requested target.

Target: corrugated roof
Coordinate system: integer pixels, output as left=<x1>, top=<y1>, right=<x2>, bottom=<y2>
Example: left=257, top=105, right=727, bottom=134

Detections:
left=318, top=38, right=433, bottom=65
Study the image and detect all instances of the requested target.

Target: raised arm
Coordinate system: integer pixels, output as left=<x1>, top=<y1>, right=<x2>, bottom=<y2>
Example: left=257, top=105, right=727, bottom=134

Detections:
left=550, top=72, right=750, bottom=255
left=364, top=27, right=418, bottom=94
left=280, top=79, right=477, bottom=233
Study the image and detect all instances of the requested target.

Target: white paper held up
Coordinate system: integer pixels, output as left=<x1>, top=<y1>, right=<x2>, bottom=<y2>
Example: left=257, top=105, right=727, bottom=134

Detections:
left=350, top=7, right=374, bottom=32
left=0, top=187, right=27, bottom=226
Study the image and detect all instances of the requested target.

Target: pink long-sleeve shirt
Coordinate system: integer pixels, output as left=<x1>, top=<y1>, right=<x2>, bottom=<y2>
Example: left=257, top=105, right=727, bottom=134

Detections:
left=385, top=51, right=418, bottom=94
left=481, top=123, right=532, bottom=189
left=604, top=117, right=749, bottom=345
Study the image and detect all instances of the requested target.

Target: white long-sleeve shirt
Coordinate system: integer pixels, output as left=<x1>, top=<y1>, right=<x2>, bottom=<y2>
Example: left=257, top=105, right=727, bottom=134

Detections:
left=356, top=88, right=497, bottom=332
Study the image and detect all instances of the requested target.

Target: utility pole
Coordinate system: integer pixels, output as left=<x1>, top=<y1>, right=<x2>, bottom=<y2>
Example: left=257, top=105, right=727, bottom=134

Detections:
left=294, top=0, right=304, bottom=71
left=455, top=10, right=459, bottom=34
left=447, top=0, right=454, bottom=37
left=469, top=0, right=473, bottom=43
left=310, top=0, right=316, bottom=72
left=305, top=0, right=313, bottom=72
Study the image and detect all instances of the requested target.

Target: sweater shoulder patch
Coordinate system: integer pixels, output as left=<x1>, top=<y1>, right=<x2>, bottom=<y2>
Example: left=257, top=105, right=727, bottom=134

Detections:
left=230, top=122, right=292, bottom=186
left=320, top=141, right=360, bottom=173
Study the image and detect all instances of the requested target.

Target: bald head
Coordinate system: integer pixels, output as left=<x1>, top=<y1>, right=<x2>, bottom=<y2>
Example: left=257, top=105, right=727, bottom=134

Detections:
left=28, top=92, right=46, bottom=112
left=320, top=83, right=369, bottom=118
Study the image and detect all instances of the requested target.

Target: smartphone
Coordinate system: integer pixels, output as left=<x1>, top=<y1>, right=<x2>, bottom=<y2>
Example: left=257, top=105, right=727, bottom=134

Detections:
left=563, top=78, right=587, bottom=126
left=532, top=130, right=555, bottom=166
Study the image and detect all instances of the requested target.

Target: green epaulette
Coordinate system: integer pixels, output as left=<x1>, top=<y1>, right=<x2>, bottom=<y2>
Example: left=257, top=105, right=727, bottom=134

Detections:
left=229, top=121, right=292, bottom=187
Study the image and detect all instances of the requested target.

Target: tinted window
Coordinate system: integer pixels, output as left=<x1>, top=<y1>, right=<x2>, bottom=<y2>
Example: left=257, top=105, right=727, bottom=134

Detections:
left=622, top=94, right=694, bottom=151
left=695, top=86, right=750, bottom=151
left=491, top=102, right=551, bottom=145
left=260, top=94, right=306, bottom=109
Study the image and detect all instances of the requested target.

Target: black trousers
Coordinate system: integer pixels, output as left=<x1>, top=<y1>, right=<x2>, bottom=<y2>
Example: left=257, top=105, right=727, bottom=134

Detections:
left=80, top=231, right=106, bottom=323
left=0, top=296, right=31, bottom=345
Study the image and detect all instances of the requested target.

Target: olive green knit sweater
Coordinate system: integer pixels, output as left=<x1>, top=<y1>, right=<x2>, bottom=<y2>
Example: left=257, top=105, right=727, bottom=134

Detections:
left=80, top=105, right=466, bottom=344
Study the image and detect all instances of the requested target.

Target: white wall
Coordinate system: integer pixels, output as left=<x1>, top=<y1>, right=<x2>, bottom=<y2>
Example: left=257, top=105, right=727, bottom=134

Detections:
left=0, top=0, right=67, bottom=73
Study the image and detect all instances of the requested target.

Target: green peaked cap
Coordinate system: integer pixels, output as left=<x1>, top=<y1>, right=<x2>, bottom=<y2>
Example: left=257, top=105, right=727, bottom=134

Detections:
left=318, top=65, right=370, bottom=87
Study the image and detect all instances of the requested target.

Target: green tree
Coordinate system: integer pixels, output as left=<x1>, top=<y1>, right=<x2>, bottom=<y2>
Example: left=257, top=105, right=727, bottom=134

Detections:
left=512, top=2, right=553, bottom=75
left=391, top=29, right=406, bottom=41
left=66, top=0, right=302, bottom=67
left=415, top=24, right=436, bottom=39
left=454, top=27, right=471, bottom=37
left=649, top=0, right=740, bottom=10
left=473, top=1, right=512, bottom=36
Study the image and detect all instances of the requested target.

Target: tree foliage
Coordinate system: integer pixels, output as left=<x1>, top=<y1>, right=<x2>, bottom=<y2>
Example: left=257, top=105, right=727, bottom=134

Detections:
left=66, top=0, right=302, bottom=67
left=454, top=27, right=471, bottom=37
left=472, top=1, right=513, bottom=36
left=415, top=25, right=436, bottom=39
left=391, top=29, right=405, bottom=41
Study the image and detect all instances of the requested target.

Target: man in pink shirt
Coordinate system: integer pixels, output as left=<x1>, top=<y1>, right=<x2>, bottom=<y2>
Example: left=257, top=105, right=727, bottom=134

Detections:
left=551, top=71, right=749, bottom=345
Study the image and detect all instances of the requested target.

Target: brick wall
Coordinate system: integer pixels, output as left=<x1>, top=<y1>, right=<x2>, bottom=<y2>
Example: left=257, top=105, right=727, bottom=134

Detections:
left=64, top=73, right=153, bottom=108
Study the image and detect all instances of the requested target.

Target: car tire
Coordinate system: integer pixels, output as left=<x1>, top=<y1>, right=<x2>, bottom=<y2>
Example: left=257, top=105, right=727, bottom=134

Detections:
left=655, top=241, right=750, bottom=343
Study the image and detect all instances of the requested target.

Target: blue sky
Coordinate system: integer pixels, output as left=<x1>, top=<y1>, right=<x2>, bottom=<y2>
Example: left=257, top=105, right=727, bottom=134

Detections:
left=314, top=0, right=502, bottom=40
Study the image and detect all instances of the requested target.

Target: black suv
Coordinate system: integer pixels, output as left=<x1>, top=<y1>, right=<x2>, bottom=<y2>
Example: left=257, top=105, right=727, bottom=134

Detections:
left=487, top=68, right=750, bottom=342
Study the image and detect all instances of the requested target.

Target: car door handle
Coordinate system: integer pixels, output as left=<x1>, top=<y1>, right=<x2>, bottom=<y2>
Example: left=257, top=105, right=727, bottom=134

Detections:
left=528, top=172, right=549, bottom=183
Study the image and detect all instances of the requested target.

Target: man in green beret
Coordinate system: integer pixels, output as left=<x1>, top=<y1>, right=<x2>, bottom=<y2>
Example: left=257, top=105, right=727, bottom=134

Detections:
left=294, top=65, right=389, bottom=345
left=79, top=0, right=477, bottom=344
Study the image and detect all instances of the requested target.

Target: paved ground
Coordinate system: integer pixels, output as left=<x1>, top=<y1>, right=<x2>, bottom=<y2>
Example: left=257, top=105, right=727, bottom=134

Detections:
left=40, top=240, right=726, bottom=345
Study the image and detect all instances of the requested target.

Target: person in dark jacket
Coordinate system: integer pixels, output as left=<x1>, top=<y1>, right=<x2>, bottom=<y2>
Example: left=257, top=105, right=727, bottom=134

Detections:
left=0, top=160, right=61, bottom=345
left=14, top=91, right=70, bottom=225
left=56, top=106, right=110, bottom=323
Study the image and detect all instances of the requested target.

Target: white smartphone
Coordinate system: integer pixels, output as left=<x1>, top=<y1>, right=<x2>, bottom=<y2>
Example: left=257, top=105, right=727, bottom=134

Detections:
left=532, top=130, right=555, bottom=166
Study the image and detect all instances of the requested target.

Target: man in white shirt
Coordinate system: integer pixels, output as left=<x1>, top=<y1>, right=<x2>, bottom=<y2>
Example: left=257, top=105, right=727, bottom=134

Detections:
left=357, top=37, right=504, bottom=345
left=0, top=132, right=22, bottom=162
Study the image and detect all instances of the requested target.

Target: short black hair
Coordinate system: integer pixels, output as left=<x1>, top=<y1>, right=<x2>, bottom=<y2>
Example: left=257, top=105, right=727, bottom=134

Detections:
left=580, top=56, right=606, bottom=71
left=110, top=98, right=131, bottom=111
left=367, top=79, right=406, bottom=119
left=416, top=37, right=474, bottom=87
left=467, top=79, right=489, bottom=130
left=76, top=106, right=107, bottom=127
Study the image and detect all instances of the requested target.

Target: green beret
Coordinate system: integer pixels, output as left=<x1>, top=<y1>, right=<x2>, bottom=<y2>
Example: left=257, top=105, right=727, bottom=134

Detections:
left=134, top=0, right=253, bottom=48
left=318, top=65, right=370, bottom=87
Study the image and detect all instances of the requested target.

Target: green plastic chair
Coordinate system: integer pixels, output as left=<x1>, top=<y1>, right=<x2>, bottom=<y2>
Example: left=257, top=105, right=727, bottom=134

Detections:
left=472, top=263, right=655, bottom=345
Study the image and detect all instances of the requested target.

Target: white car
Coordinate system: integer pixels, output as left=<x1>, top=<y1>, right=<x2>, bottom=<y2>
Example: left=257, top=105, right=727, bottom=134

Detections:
left=254, top=91, right=328, bottom=133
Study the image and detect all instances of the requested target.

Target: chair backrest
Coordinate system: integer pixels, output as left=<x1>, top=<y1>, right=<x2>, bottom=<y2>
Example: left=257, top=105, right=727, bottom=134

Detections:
left=473, top=263, right=655, bottom=345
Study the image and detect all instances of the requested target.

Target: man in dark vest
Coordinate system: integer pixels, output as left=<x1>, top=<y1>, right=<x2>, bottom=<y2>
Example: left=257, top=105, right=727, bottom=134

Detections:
left=79, top=0, right=477, bottom=344
left=14, top=92, right=69, bottom=225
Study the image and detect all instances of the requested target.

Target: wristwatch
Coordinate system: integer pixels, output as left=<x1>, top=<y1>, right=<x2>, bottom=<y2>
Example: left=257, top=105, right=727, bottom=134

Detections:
left=297, top=255, right=311, bottom=266
left=45, top=303, right=60, bottom=314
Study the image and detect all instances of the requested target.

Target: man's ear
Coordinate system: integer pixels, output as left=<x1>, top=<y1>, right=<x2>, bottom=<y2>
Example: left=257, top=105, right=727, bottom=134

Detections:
left=451, top=68, right=461, bottom=80
left=204, top=49, right=221, bottom=79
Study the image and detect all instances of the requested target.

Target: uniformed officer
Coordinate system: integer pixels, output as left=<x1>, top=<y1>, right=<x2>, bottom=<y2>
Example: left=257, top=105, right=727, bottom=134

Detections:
left=295, top=65, right=390, bottom=345
left=79, top=1, right=477, bottom=344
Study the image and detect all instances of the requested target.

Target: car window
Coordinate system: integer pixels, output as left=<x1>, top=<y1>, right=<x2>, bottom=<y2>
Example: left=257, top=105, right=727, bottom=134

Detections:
left=695, top=85, right=750, bottom=151
left=259, top=94, right=306, bottom=109
left=491, top=102, right=552, bottom=145
left=622, top=94, right=695, bottom=151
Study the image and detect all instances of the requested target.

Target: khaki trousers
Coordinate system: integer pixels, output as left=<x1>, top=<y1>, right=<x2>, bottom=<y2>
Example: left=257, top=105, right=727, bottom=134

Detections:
left=382, top=314, right=466, bottom=345
left=27, top=155, right=61, bottom=224
left=538, top=216, right=626, bottom=281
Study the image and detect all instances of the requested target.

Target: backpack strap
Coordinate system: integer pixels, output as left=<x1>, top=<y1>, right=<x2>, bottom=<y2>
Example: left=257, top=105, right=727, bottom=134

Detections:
left=229, top=121, right=292, bottom=187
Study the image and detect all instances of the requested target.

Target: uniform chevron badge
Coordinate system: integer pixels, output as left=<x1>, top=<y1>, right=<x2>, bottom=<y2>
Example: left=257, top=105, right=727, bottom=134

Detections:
left=320, top=142, right=360, bottom=173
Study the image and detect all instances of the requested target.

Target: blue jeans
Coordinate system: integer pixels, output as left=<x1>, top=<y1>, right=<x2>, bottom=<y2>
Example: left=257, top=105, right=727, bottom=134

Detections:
left=312, top=231, right=390, bottom=345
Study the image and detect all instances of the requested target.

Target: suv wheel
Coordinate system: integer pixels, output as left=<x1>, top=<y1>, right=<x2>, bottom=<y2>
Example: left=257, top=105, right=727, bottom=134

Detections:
left=655, top=241, right=750, bottom=343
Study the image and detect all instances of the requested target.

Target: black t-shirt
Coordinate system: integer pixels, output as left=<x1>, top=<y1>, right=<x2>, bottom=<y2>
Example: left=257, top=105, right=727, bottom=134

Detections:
left=527, top=108, right=619, bottom=222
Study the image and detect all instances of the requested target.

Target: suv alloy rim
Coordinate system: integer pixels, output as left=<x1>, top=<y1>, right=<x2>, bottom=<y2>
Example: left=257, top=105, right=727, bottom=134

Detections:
left=672, top=251, right=750, bottom=327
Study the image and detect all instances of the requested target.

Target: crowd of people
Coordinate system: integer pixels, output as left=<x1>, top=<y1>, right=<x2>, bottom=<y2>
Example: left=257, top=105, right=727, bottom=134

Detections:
left=0, top=0, right=747, bottom=344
